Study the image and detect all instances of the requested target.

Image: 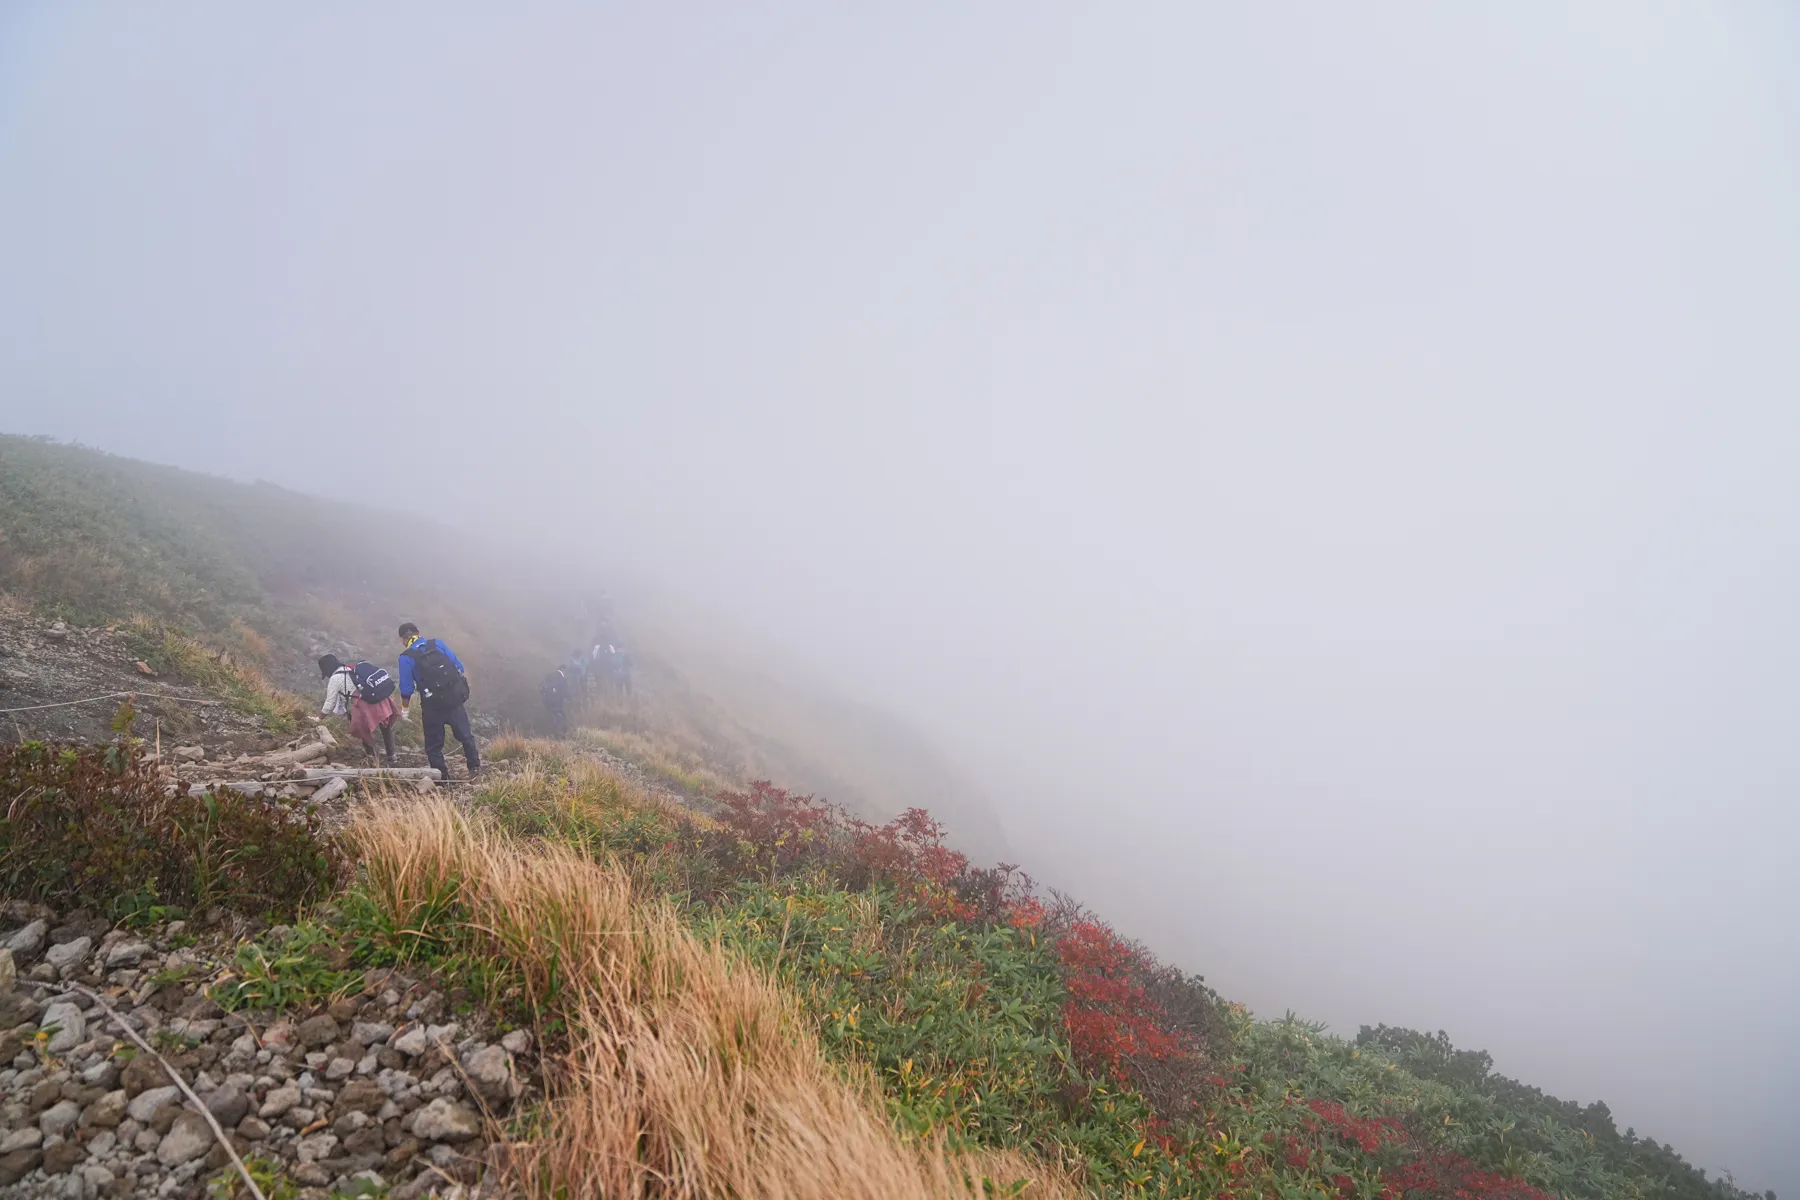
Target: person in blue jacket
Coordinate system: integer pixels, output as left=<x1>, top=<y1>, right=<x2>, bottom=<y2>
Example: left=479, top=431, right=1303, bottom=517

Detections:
left=396, top=622, right=481, bottom=779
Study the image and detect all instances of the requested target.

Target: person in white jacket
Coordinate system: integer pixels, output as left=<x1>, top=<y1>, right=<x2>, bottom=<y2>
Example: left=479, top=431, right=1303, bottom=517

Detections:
left=318, top=654, right=401, bottom=766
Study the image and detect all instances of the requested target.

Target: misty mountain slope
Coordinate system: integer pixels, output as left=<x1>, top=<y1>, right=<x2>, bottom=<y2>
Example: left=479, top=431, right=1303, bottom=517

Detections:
left=0, top=434, right=1003, bottom=841
left=0, top=435, right=1768, bottom=1199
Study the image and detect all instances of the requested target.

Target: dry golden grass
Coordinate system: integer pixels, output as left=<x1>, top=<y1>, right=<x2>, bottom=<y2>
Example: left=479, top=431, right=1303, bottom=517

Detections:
left=572, top=724, right=737, bottom=797
left=348, top=798, right=1075, bottom=1200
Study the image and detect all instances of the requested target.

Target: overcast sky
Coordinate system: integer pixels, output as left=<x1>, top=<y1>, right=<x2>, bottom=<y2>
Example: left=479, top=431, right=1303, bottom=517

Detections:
left=3, top=3, right=1797, bottom=1189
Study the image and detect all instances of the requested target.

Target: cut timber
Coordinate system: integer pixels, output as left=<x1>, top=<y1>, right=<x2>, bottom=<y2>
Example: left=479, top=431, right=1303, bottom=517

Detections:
left=309, top=776, right=348, bottom=804
left=302, top=767, right=443, bottom=780
left=263, top=742, right=329, bottom=766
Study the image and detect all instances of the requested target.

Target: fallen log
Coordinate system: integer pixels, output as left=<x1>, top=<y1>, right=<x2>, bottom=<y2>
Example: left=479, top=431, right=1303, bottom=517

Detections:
left=309, top=776, right=348, bottom=805
left=262, top=742, right=329, bottom=766
left=303, top=767, right=442, bottom=781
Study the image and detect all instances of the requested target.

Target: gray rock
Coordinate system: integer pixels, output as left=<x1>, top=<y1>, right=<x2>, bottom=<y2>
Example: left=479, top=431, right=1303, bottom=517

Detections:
left=294, top=1130, right=338, bottom=1162
left=38, top=1098, right=81, bottom=1137
left=350, top=1021, right=394, bottom=1047
left=4, top=920, right=47, bottom=959
left=236, top=1115, right=269, bottom=1140
left=43, top=937, right=91, bottom=972
left=86, top=1088, right=127, bottom=1127
left=461, top=1044, right=513, bottom=1104
left=80, top=1165, right=115, bottom=1189
left=410, top=1097, right=480, bottom=1142
left=0, top=1128, right=41, bottom=1153
left=155, top=1112, right=212, bottom=1166
left=126, top=1085, right=181, bottom=1123
left=104, top=941, right=151, bottom=969
left=389, top=1026, right=429, bottom=1057
left=0, top=948, right=15, bottom=993
left=172, top=745, right=205, bottom=762
left=499, top=1028, right=532, bottom=1055
left=258, top=1083, right=301, bottom=1119
left=296, top=1014, right=340, bottom=1049
left=203, top=1082, right=248, bottom=1128
left=0, top=1147, right=41, bottom=1185
left=39, top=1000, right=86, bottom=1054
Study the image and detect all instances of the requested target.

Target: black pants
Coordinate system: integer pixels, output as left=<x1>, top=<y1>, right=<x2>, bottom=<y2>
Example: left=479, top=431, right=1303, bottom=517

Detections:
left=360, top=721, right=397, bottom=765
left=422, top=698, right=480, bottom=777
left=545, top=700, right=568, bottom=736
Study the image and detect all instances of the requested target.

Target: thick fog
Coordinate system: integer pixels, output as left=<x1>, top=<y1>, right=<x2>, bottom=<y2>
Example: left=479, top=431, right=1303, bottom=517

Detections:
left=3, top=3, right=1797, bottom=1190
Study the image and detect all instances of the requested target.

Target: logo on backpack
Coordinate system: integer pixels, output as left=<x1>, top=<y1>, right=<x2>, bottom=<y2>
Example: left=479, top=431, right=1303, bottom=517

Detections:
left=405, top=639, right=470, bottom=706
left=350, top=662, right=396, bottom=705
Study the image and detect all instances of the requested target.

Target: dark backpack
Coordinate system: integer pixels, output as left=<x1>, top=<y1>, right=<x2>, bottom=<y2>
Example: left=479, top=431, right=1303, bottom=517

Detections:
left=540, top=671, right=565, bottom=705
left=349, top=662, right=396, bottom=708
left=349, top=661, right=395, bottom=705
left=406, top=639, right=470, bottom=706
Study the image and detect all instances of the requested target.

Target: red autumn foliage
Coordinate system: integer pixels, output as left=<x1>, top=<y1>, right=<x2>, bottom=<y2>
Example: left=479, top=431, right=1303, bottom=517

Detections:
left=714, top=780, right=837, bottom=873
left=1306, top=1098, right=1408, bottom=1154
left=1382, top=1152, right=1555, bottom=1200
left=711, top=782, right=1042, bottom=925
left=1060, top=920, right=1189, bottom=1074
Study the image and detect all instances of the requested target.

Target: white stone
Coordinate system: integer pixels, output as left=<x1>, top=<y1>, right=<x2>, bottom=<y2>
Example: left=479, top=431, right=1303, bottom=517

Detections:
left=104, top=941, right=152, bottom=969
left=499, top=1029, right=532, bottom=1055
left=40, top=1000, right=86, bottom=1054
left=411, top=1097, right=481, bottom=1142
left=5, top=920, right=47, bottom=957
left=390, top=1026, right=428, bottom=1057
left=38, top=1098, right=81, bottom=1137
left=44, top=936, right=92, bottom=972
left=156, top=1113, right=213, bottom=1166
left=461, top=1044, right=513, bottom=1102
left=126, top=1085, right=182, bottom=1123
left=0, top=1127, right=42, bottom=1152
left=258, top=1083, right=301, bottom=1119
left=295, top=1131, right=339, bottom=1162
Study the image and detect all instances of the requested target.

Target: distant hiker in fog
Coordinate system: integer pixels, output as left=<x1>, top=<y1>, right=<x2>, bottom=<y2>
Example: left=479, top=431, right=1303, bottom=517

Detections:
left=540, top=666, right=570, bottom=736
left=396, top=622, right=481, bottom=779
left=601, top=643, right=633, bottom=696
left=566, top=649, right=589, bottom=694
left=318, top=654, right=401, bottom=766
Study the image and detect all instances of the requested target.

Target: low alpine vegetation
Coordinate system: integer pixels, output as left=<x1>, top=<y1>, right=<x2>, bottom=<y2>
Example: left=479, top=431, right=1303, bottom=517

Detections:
left=0, top=710, right=341, bottom=922
left=448, top=748, right=1765, bottom=1200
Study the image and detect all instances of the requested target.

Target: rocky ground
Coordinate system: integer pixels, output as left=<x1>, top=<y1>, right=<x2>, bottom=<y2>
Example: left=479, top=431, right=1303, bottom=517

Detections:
left=0, top=610, right=272, bottom=749
left=0, top=903, right=536, bottom=1199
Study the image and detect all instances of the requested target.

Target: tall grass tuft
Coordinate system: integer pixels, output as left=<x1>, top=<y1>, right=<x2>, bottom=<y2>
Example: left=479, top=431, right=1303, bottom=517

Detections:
left=348, top=798, right=1073, bottom=1200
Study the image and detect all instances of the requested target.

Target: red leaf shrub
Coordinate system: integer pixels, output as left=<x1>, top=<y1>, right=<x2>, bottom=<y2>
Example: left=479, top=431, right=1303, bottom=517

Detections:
left=1058, top=919, right=1220, bottom=1120
left=1383, top=1153, right=1555, bottom=1200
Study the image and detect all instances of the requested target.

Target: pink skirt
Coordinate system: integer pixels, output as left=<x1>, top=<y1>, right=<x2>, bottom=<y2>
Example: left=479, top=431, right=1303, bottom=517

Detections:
left=350, top=693, right=400, bottom=743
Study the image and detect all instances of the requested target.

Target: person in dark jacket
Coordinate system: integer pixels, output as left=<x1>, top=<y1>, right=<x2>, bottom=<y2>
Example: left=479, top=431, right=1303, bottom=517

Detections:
left=540, top=667, right=570, bottom=736
left=396, top=622, right=481, bottom=778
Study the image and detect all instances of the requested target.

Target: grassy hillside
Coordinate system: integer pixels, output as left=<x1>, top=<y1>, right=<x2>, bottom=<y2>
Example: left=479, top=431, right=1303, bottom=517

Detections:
left=0, top=435, right=1766, bottom=1199
left=3, top=727, right=1761, bottom=1199
left=0, top=434, right=1004, bottom=838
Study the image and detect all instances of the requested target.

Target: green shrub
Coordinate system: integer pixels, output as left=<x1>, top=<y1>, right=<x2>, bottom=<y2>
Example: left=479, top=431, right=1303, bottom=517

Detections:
left=0, top=712, right=342, bottom=918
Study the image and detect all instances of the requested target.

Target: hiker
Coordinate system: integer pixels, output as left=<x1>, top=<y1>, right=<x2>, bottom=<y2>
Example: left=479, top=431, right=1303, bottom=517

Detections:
left=317, top=654, right=401, bottom=766
left=396, top=622, right=481, bottom=779
left=602, top=643, right=633, bottom=696
left=566, top=649, right=589, bottom=694
left=540, top=667, right=570, bottom=736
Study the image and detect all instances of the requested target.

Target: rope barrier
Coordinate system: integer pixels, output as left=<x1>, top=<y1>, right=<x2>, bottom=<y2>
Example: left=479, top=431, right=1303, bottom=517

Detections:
left=0, top=691, right=226, bottom=715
